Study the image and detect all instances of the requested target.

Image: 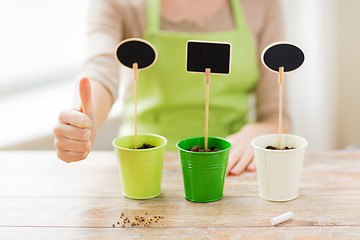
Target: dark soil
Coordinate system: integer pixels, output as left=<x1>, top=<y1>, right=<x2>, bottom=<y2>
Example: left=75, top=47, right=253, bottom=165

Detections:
left=266, top=146, right=296, bottom=150
left=134, top=143, right=155, bottom=149
left=187, top=145, right=221, bottom=152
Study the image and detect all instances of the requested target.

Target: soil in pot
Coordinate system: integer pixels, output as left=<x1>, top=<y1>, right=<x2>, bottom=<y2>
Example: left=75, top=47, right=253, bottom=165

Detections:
left=187, top=145, right=221, bottom=152
left=133, top=143, right=156, bottom=149
left=266, top=146, right=296, bottom=150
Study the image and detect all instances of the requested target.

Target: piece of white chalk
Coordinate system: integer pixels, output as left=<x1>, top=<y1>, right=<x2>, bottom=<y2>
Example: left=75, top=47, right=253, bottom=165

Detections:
left=271, top=211, right=294, bottom=226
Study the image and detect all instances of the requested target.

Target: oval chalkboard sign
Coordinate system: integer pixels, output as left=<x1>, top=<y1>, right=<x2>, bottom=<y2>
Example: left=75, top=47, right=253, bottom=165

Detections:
left=261, top=42, right=304, bottom=72
left=115, top=38, right=157, bottom=70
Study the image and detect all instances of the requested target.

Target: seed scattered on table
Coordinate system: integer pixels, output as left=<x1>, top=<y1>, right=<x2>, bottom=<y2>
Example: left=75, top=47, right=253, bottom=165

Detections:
left=112, top=211, right=164, bottom=228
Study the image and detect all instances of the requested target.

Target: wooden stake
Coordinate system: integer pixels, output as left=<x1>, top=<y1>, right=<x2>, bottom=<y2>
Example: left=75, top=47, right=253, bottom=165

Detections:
left=205, top=68, right=211, bottom=150
left=133, top=63, right=138, bottom=149
left=278, top=66, right=284, bottom=150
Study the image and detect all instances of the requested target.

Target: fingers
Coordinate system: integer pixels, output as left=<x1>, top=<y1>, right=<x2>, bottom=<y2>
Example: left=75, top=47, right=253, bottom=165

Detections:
left=226, top=146, right=242, bottom=175
left=226, top=146, right=255, bottom=176
left=229, top=149, right=253, bottom=175
left=58, top=109, right=92, bottom=129
left=54, top=138, right=92, bottom=153
left=54, top=108, right=95, bottom=163
left=247, top=160, right=257, bottom=172
left=54, top=125, right=92, bottom=163
left=79, top=77, right=93, bottom=116
left=54, top=122, right=91, bottom=141
left=54, top=77, right=96, bottom=163
left=56, top=150, right=89, bottom=163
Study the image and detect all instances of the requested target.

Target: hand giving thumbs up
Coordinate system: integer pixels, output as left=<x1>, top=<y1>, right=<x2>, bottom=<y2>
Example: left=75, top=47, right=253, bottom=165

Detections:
left=54, top=77, right=98, bottom=163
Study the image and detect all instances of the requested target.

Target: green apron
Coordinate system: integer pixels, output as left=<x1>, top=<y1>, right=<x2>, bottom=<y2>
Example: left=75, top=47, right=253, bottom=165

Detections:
left=119, top=0, right=259, bottom=151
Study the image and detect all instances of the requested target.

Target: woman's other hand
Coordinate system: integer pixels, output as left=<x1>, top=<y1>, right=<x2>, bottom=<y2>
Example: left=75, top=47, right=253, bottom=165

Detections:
left=226, top=119, right=283, bottom=175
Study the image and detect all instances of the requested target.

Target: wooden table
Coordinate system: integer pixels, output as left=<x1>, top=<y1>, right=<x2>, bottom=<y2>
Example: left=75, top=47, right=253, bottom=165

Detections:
left=0, top=151, right=359, bottom=239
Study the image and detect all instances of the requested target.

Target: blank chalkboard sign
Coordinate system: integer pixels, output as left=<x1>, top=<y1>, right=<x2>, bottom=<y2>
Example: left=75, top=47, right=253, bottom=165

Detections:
left=116, top=38, right=157, bottom=69
left=186, top=40, right=231, bottom=74
left=115, top=38, right=157, bottom=149
left=262, top=42, right=304, bottom=72
left=185, top=40, right=232, bottom=150
left=261, top=41, right=305, bottom=150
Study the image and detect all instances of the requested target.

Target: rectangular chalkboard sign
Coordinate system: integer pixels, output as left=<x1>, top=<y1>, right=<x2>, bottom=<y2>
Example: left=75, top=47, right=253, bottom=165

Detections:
left=186, top=40, right=231, bottom=75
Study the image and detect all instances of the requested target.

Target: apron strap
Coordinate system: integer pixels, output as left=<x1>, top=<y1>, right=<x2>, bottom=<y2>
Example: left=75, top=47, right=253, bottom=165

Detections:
left=146, top=0, right=160, bottom=32
left=229, top=0, right=247, bottom=29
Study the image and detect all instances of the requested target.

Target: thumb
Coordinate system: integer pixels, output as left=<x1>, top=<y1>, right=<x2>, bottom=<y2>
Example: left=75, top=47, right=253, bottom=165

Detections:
left=79, top=77, right=93, bottom=116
